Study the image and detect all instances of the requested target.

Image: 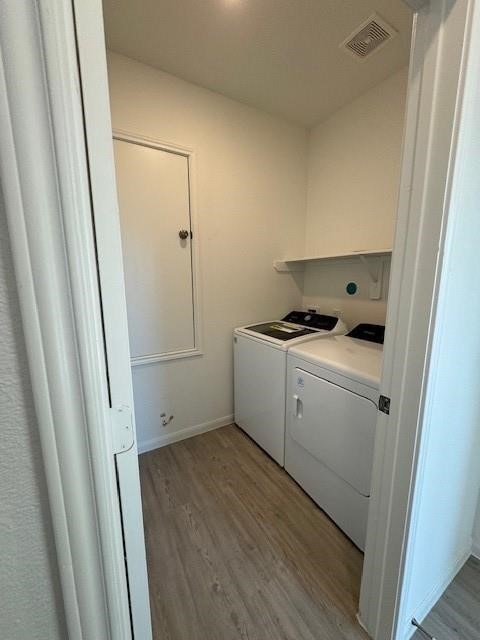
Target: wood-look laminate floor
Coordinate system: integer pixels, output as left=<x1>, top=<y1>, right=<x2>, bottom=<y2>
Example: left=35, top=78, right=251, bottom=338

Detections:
left=412, top=555, right=480, bottom=640
left=139, top=424, right=368, bottom=640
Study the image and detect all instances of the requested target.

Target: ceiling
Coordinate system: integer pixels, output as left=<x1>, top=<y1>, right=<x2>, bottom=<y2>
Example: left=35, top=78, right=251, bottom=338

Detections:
left=103, top=0, right=412, bottom=127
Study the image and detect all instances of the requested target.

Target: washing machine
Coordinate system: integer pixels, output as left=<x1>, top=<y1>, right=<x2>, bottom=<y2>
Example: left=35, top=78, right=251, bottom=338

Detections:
left=285, top=323, right=384, bottom=550
left=233, top=311, right=346, bottom=466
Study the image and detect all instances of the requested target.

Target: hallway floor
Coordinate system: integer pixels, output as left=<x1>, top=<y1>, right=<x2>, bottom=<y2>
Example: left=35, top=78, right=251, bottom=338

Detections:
left=412, top=555, right=480, bottom=640
left=139, top=424, right=368, bottom=640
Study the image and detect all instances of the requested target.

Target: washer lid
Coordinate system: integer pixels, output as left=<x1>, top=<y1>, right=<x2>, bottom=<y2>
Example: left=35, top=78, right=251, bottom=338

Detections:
left=242, top=321, right=317, bottom=341
left=289, top=335, right=383, bottom=388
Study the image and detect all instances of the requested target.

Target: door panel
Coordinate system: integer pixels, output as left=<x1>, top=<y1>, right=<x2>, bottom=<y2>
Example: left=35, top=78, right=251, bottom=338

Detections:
left=72, top=3, right=153, bottom=637
left=113, top=139, right=195, bottom=359
left=290, top=368, right=377, bottom=496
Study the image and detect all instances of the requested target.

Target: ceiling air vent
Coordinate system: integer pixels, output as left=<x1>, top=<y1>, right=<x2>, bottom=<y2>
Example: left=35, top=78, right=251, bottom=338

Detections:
left=340, top=14, right=397, bottom=60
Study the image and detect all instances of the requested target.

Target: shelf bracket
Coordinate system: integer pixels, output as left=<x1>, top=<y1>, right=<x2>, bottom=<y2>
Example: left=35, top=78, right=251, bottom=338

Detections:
left=273, top=260, right=305, bottom=273
left=358, top=255, right=379, bottom=281
left=358, top=256, right=384, bottom=300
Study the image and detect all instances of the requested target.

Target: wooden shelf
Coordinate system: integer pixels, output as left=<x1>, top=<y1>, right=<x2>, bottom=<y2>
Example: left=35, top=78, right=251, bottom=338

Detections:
left=273, top=248, right=392, bottom=273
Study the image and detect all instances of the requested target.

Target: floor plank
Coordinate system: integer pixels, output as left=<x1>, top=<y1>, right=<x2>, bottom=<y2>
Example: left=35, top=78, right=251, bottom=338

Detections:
left=140, top=424, right=369, bottom=640
left=412, top=555, right=480, bottom=640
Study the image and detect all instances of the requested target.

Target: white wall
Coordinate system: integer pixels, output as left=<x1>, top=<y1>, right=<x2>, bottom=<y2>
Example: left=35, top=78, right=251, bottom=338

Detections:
left=302, top=258, right=391, bottom=329
left=300, top=68, right=408, bottom=327
left=305, top=67, right=408, bottom=256
left=0, top=199, right=65, bottom=639
left=107, top=52, right=307, bottom=451
left=400, top=170, right=480, bottom=635
left=107, top=53, right=410, bottom=447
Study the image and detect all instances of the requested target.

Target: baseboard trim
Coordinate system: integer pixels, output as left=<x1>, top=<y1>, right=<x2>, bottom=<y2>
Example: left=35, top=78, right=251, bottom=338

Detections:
left=355, top=612, right=370, bottom=636
left=472, top=540, right=480, bottom=560
left=137, top=414, right=234, bottom=454
left=402, top=544, right=471, bottom=640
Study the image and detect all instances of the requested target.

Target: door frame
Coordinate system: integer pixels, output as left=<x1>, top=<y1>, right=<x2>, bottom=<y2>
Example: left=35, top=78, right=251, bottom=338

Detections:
left=359, top=1, right=476, bottom=638
left=69, top=2, right=153, bottom=637
left=0, top=1, right=135, bottom=638
left=0, top=1, right=477, bottom=640
left=113, top=128, right=203, bottom=365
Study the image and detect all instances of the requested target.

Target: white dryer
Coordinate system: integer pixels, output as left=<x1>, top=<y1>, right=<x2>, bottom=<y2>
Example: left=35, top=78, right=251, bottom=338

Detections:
left=285, top=324, right=384, bottom=550
left=234, top=311, right=346, bottom=466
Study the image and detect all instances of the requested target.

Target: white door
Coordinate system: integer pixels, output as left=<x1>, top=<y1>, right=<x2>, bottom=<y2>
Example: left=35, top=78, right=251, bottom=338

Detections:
left=72, top=4, right=152, bottom=639
left=113, top=138, right=195, bottom=361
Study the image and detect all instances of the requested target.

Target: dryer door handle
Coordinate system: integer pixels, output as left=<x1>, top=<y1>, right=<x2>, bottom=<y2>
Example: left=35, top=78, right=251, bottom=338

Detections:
left=293, top=394, right=303, bottom=419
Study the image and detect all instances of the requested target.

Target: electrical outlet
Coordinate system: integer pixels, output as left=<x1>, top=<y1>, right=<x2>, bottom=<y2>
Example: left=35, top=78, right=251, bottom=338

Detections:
left=160, top=412, right=174, bottom=427
left=158, top=397, right=175, bottom=428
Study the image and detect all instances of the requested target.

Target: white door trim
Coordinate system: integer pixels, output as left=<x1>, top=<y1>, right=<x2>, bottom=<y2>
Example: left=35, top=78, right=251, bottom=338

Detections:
left=396, top=0, right=480, bottom=637
left=359, top=1, right=475, bottom=638
left=0, top=1, right=132, bottom=638
left=112, top=128, right=204, bottom=365
left=72, top=1, right=153, bottom=638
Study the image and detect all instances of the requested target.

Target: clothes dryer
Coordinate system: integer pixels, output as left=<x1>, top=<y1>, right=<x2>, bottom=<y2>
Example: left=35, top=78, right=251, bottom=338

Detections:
left=285, top=324, right=384, bottom=549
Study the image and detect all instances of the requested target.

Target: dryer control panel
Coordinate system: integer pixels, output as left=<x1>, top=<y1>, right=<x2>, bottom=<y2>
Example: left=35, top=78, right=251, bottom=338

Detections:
left=347, top=323, right=385, bottom=344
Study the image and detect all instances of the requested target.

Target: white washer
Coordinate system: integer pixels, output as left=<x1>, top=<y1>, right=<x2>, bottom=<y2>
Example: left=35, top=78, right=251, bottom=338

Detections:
left=234, top=311, right=346, bottom=466
left=285, top=324, right=384, bottom=550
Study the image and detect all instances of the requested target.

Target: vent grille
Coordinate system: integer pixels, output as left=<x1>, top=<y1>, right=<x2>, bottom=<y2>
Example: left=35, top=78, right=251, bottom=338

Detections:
left=341, top=14, right=397, bottom=60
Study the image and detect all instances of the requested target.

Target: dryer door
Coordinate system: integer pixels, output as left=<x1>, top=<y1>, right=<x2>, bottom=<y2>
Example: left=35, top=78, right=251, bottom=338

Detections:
left=290, top=368, right=377, bottom=496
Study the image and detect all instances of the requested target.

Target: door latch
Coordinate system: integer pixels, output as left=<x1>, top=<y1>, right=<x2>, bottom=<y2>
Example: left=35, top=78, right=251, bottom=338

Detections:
left=110, top=405, right=134, bottom=454
left=379, top=395, right=391, bottom=415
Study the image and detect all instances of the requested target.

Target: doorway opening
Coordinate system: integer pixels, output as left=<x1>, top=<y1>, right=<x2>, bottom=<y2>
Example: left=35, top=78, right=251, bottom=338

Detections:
left=102, top=2, right=412, bottom=638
